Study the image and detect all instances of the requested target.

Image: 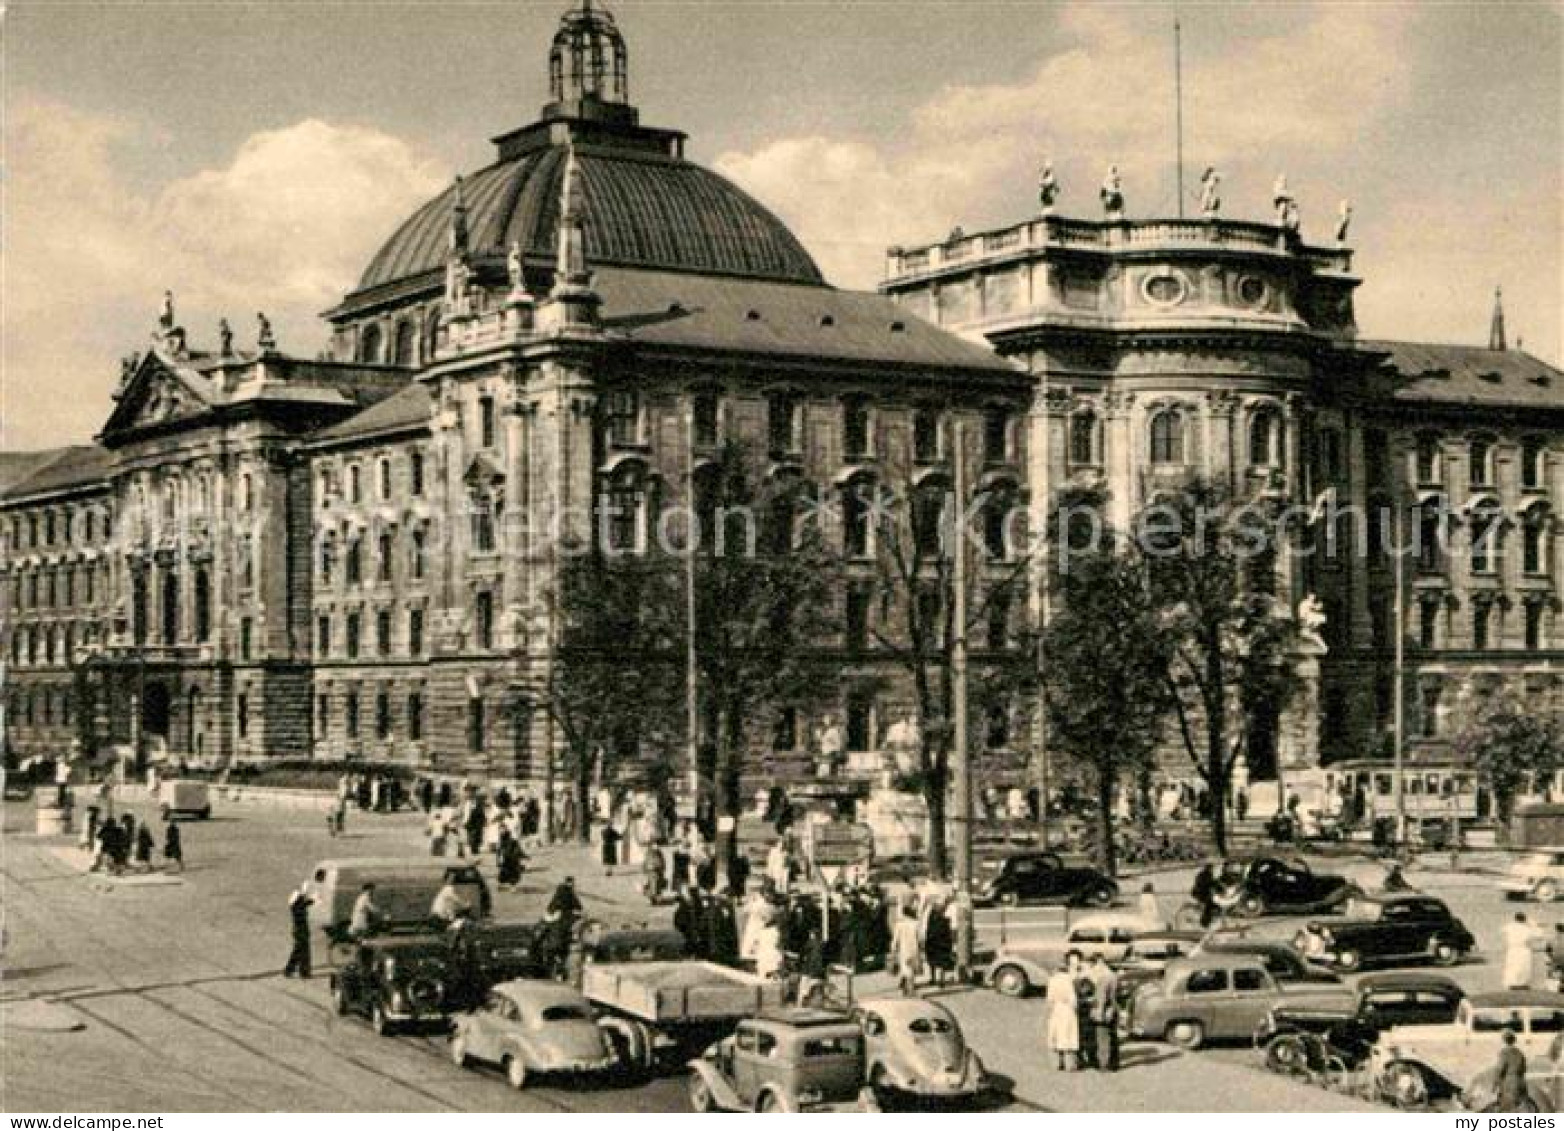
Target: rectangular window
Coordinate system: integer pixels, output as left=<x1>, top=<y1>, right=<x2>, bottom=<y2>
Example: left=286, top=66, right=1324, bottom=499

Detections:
left=768, top=393, right=799, bottom=455
left=375, top=691, right=391, bottom=740
left=1524, top=437, right=1546, bottom=490
left=845, top=585, right=871, bottom=652
left=475, top=591, right=494, bottom=651
left=408, top=608, right=424, bottom=656
left=317, top=615, right=331, bottom=655
left=843, top=400, right=871, bottom=461
left=410, top=528, right=426, bottom=580
left=348, top=465, right=361, bottom=504
left=346, top=611, right=360, bottom=659
left=408, top=692, right=424, bottom=740
left=603, top=390, right=640, bottom=448
left=376, top=608, right=391, bottom=656
left=480, top=395, right=497, bottom=449
left=913, top=408, right=942, bottom=463
left=468, top=697, right=486, bottom=753
left=240, top=617, right=253, bottom=660
left=773, top=707, right=797, bottom=752
left=237, top=693, right=249, bottom=739
left=1473, top=605, right=1491, bottom=651
left=845, top=690, right=875, bottom=753
left=1527, top=603, right=1545, bottom=651
left=346, top=538, right=362, bottom=585
left=987, top=593, right=1010, bottom=651
left=410, top=451, right=425, bottom=497
left=346, top=691, right=360, bottom=739
left=316, top=693, right=329, bottom=735
left=1420, top=601, right=1438, bottom=650
left=320, top=540, right=334, bottom=584
left=378, top=459, right=392, bottom=500
left=983, top=406, right=1010, bottom=463
left=1420, top=684, right=1441, bottom=738
left=986, top=703, right=1010, bottom=749
left=378, top=531, right=394, bottom=583
left=693, top=392, right=720, bottom=449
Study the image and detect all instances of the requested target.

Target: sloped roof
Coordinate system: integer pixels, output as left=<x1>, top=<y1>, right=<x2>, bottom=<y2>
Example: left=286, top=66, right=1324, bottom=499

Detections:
left=1, top=445, right=112, bottom=501
left=0, top=451, right=66, bottom=495
left=312, top=381, right=432, bottom=445
left=1362, top=340, right=1564, bottom=410
left=595, top=267, right=1018, bottom=375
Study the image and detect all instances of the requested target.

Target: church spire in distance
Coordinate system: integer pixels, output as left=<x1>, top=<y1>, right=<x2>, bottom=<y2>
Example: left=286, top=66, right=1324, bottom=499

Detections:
left=1489, top=284, right=1507, bottom=351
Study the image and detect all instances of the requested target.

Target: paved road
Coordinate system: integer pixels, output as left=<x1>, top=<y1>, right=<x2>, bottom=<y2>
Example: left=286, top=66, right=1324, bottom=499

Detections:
left=0, top=797, right=1535, bottom=1112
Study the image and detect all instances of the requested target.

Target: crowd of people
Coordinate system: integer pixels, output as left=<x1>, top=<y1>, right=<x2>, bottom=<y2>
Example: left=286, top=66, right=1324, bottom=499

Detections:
left=78, top=782, right=183, bottom=875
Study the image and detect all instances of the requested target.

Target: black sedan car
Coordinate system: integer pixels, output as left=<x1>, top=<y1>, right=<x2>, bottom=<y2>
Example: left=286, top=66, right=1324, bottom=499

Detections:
left=1293, top=894, right=1476, bottom=971
left=974, top=851, right=1118, bottom=908
left=1217, top=855, right=1356, bottom=918
left=1256, top=971, right=1464, bottom=1075
left=331, top=934, right=455, bottom=1035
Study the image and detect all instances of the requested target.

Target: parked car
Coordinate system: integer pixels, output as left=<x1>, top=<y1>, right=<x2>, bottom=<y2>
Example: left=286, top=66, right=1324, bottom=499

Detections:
left=1215, top=856, right=1356, bottom=918
left=853, top=997, right=989, bottom=1105
left=1110, top=930, right=1207, bottom=1007
left=1501, top=851, right=1564, bottom=903
left=1125, top=954, right=1352, bottom=1050
left=1294, top=894, right=1475, bottom=971
left=448, top=979, right=616, bottom=1090
left=973, top=851, right=1117, bottom=909
left=1256, top=971, right=1464, bottom=1076
left=157, top=779, right=211, bottom=820
left=329, top=934, right=453, bottom=1035
left=444, top=921, right=554, bottom=1009
left=987, top=913, right=1149, bottom=998
left=1198, top=939, right=1343, bottom=986
left=1369, top=991, right=1564, bottom=1109
left=687, top=1010, right=880, bottom=1112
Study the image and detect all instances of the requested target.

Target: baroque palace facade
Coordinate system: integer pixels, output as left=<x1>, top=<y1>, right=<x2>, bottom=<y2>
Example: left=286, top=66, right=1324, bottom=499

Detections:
left=4, top=2, right=1561, bottom=803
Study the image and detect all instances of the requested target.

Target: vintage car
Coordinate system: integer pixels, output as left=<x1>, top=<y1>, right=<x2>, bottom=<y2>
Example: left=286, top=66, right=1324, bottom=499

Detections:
left=157, top=779, right=212, bottom=820
left=973, top=851, right=1118, bottom=909
left=853, top=997, right=989, bottom=1105
left=1369, top=991, right=1564, bottom=1109
left=1256, top=971, right=1464, bottom=1076
left=330, top=934, right=453, bottom=1034
left=688, top=1010, right=880, bottom=1112
left=988, top=913, right=1150, bottom=997
left=1501, top=851, right=1564, bottom=903
left=448, top=979, right=616, bottom=1089
left=1215, top=856, right=1356, bottom=918
left=1294, top=894, right=1475, bottom=971
left=443, top=921, right=554, bottom=1009
left=1125, top=954, right=1353, bottom=1050
left=1200, top=939, right=1343, bottom=985
left=1110, top=930, right=1206, bottom=1005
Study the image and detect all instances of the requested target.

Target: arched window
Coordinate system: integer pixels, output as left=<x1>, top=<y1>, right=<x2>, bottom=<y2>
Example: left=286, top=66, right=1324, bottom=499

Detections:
left=1149, top=408, right=1185, bottom=466
left=601, top=468, right=645, bottom=555
left=358, top=323, right=383, bottom=364
left=1523, top=506, right=1550, bottom=575
left=423, top=309, right=442, bottom=359
left=841, top=475, right=876, bottom=559
left=1249, top=408, right=1281, bottom=468
left=1069, top=411, right=1098, bottom=466
left=912, top=479, right=946, bottom=559
left=1523, top=436, right=1548, bottom=491
left=983, top=482, right=1019, bottom=561
left=1417, top=497, right=1447, bottom=573
left=392, top=320, right=416, bottom=366
left=1415, top=433, right=1442, bottom=485
left=194, top=568, right=211, bottom=642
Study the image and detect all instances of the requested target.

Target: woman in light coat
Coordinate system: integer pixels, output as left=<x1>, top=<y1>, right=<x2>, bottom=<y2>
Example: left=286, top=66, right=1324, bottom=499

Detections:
left=1045, top=961, right=1081, bottom=1070
left=891, top=905, right=924, bottom=996
left=1503, top=911, right=1544, bottom=989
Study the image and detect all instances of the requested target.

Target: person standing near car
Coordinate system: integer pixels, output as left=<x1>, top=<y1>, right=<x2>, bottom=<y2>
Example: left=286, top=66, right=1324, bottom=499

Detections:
left=891, top=903, right=923, bottom=996
left=349, top=882, right=382, bottom=940
left=162, top=818, right=183, bottom=873
left=1504, top=912, right=1545, bottom=989
left=430, top=876, right=472, bottom=928
left=1045, top=959, right=1080, bottom=1071
left=284, top=887, right=314, bottom=978
left=1191, top=863, right=1216, bottom=928
left=1087, top=954, right=1120, bottom=1072
left=1494, top=1028, right=1529, bottom=1112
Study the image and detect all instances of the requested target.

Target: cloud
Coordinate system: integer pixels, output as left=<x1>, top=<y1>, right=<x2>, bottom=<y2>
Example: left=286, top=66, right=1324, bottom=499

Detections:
left=717, top=4, right=1417, bottom=290
left=4, top=99, right=446, bottom=449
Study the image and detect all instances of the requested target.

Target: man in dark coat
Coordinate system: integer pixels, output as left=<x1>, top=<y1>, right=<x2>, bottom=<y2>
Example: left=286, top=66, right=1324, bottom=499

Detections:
left=285, top=888, right=314, bottom=977
left=1192, top=863, right=1217, bottom=927
left=708, top=894, right=740, bottom=967
left=1494, top=1028, right=1529, bottom=1112
left=548, top=876, right=583, bottom=927
left=673, top=887, right=699, bottom=957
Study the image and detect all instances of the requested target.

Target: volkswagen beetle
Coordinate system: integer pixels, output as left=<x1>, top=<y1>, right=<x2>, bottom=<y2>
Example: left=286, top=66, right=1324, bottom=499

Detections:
left=448, top=979, right=616, bottom=1090
left=853, top=997, right=989, bottom=1106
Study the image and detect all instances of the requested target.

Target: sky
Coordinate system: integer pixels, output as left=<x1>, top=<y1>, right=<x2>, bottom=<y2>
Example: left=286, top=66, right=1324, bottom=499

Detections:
left=4, top=0, right=1560, bottom=451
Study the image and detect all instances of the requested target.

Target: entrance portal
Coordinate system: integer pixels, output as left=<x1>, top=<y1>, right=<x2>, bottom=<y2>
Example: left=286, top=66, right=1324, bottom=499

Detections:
left=142, top=682, right=171, bottom=740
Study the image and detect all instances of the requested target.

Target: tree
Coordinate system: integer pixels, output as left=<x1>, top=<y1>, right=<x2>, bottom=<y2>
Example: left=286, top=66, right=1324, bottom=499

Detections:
left=1455, top=692, right=1563, bottom=827
left=686, top=441, right=841, bottom=866
left=863, top=435, right=1033, bottom=878
left=538, top=551, right=682, bottom=842
left=1138, top=478, right=1303, bottom=856
left=1042, top=485, right=1170, bottom=877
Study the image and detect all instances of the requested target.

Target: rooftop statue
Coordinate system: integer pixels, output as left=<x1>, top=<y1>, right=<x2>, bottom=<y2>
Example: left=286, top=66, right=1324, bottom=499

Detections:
left=506, top=240, right=530, bottom=300
left=1038, top=162, right=1060, bottom=215
left=1273, top=173, right=1300, bottom=233
left=1100, top=164, right=1124, bottom=220
left=218, top=318, right=234, bottom=358
left=159, top=290, right=176, bottom=332
left=1199, top=166, right=1222, bottom=218
left=256, top=312, right=276, bottom=353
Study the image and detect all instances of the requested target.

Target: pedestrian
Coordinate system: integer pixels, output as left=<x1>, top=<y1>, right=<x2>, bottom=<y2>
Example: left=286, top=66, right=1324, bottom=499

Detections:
left=709, top=893, right=740, bottom=967
left=1548, top=926, right=1564, bottom=992
left=1138, top=882, right=1160, bottom=928
left=1087, top=954, right=1120, bottom=1071
left=1504, top=912, right=1544, bottom=989
left=1191, top=862, right=1216, bottom=928
left=1071, top=952, right=1097, bottom=1070
left=349, top=882, right=382, bottom=940
left=600, top=821, right=621, bottom=875
left=284, top=887, right=314, bottom=978
left=1493, top=1028, right=1529, bottom=1112
left=754, top=918, right=785, bottom=981
left=329, top=792, right=347, bottom=837
left=162, top=818, right=183, bottom=873
left=797, top=921, right=827, bottom=1006
left=1045, top=959, right=1081, bottom=1071
left=119, top=813, right=137, bottom=861
left=891, top=904, right=923, bottom=996
left=766, top=838, right=790, bottom=896
left=465, top=797, right=487, bottom=856
left=430, top=875, right=472, bottom=928
left=1383, top=861, right=1412, bottom=892
left=923, top=898, right=954, bottom=988
left=133, top=824, right=155, bottom=870
left=1235, top=787, right=1249, bottom=822
left=497, top=831, right=526, bottom=891
left=95, top=818, right=118, bottom=874
left=548, top=876, right=582, bottom=927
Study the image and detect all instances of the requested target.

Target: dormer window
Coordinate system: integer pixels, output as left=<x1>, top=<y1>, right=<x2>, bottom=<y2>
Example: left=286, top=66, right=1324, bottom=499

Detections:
left=603, top=389, right=641, bottom=449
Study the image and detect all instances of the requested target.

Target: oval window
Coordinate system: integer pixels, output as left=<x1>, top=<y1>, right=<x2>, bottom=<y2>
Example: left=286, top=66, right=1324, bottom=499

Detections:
left=1143, top=273, right=1186, bottom=306
left=1237, top=276, right=1269, bottom=307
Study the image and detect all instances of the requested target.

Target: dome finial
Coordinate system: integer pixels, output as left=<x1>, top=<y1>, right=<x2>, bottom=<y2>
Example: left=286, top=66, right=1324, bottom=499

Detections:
left=448, top=175, right=469, bottom=259
left=1490, top=284, right=1507, bottom=351
left=549, top=0, right=628, bottom=106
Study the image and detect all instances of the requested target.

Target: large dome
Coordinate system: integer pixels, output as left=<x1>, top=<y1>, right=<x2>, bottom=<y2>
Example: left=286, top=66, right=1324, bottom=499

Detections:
left=354, top=142, right=824, bottom=295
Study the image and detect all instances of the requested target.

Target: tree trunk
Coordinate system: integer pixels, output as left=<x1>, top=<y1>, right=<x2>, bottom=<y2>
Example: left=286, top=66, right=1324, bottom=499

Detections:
left=714, top=703, right=745, bottom=879
left=925, top=749, right=949, bottom=879
left=1205, top=644, right=1228, bottom=856
left=575, top=762, right=594, bottom=845
left=1096, top=766, right=1118, bottom=878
